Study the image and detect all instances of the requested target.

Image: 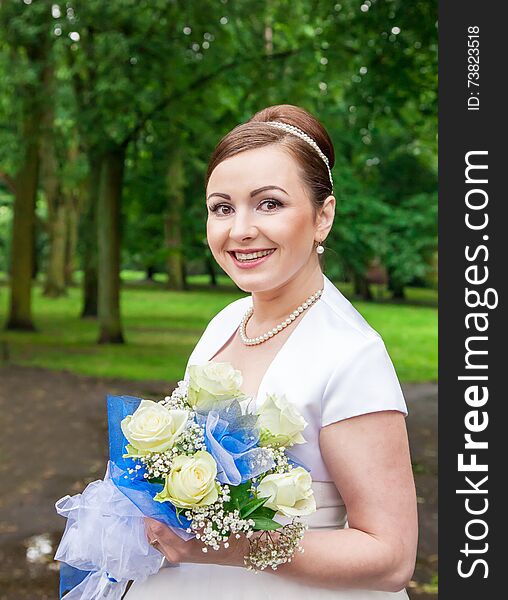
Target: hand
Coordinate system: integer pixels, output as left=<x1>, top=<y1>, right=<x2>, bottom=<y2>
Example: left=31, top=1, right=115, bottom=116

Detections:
left=144, top=517, right=250, bottom=568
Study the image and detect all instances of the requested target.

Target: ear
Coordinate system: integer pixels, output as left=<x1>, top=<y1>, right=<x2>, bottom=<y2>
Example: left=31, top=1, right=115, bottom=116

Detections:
left=315, top=195, right=336, bottom=241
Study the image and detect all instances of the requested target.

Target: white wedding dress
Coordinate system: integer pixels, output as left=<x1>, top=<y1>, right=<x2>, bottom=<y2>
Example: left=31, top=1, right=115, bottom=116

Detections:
left=125, top=273, right=410, bottom=599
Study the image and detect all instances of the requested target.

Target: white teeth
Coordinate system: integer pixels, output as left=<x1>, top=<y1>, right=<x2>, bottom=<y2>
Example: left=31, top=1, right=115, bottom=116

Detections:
left=234, top=249, right=275, bottom=261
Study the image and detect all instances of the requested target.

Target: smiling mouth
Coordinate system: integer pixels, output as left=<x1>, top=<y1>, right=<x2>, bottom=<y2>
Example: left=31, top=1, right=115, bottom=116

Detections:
left=229, top=249, right=276, bottom=262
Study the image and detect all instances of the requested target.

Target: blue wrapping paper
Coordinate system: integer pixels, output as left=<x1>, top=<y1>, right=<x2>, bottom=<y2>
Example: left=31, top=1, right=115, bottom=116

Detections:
left=55, top=395, right=193, bottom=599
left=59, top=563, right=90, bottom=597
left=106, top=395, right=192, bottom=531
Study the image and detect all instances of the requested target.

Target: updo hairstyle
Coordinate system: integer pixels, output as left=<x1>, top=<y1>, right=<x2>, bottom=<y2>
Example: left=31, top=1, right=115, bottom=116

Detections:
left=205, top=104, right=335, bottom=222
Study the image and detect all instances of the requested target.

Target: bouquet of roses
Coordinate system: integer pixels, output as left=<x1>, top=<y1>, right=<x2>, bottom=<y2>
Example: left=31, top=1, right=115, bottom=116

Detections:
left=55, top=362, right=316, bottom=599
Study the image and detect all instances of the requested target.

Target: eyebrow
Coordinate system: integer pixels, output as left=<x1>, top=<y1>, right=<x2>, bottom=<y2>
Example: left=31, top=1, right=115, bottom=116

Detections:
left=206, top=185, right=289, bottom=201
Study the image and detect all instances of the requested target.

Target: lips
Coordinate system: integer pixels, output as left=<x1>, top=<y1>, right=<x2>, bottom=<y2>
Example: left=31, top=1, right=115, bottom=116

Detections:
left=229, top=249, right=276, bottom=260
left=228, top=248, right=277, bottom=269
left=228, top=248, right=275, bottom=255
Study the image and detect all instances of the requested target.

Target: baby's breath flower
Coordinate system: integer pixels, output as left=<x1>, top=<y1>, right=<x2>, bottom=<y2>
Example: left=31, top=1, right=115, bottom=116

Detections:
left=243, top=520, right=307, bottom=572
left=161, top=380, right=190, bottom=410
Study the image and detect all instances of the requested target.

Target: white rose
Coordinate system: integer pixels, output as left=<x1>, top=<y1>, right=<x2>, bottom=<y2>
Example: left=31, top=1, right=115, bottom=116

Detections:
left=257, top=467, right=316, bottom=517
left=256, top=393, right=307, bottom=447
left=154, top=451, right=219, bottom=508
left=121, top=399, right=189, bottom=455
left=187, top=362, right=244, bottom=411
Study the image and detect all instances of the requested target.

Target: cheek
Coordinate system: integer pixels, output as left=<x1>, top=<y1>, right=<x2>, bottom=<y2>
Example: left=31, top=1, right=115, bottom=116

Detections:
left=272, top=212, right=315, bottom=250
left=206, top=220, right=225, bottom=250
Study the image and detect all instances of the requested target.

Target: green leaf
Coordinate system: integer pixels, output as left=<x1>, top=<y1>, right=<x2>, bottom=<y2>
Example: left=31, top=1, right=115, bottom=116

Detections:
left=240, top=497, right=267, bottom=519
left=122, top=444, right=149, bottom=458
left=249, top=506, right=276, bottom=520
left=228, top=482, right=251, bottom=508
left=147, top=476, right=165, bottom=485
left=251, top=516, right=282, bottom=531
left=175, top=507, right=186, bottom=526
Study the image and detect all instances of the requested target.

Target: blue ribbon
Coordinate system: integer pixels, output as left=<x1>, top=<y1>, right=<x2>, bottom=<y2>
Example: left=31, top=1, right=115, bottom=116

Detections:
left=199, top=400, right=275, bottom=485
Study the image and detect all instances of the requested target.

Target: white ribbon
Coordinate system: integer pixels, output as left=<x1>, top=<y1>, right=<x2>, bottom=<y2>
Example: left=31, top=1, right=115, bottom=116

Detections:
left=54, top=464, right=164, bottom=599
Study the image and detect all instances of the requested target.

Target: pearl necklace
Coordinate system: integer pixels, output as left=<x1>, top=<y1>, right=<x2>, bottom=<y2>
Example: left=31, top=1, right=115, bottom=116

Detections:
left=239, top=288, right=324, bottom=346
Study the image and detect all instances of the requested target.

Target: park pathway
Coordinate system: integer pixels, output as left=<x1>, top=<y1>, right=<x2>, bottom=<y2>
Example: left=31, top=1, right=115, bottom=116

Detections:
left=0, top=365, right=437, bottom=599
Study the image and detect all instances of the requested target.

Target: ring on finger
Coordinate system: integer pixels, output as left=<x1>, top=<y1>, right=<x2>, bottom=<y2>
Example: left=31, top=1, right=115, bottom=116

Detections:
left=149, top=538, right=159, bottom=547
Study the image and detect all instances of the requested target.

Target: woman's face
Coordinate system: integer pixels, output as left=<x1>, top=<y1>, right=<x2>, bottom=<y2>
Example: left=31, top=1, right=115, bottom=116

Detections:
left=206, top=144, right=326, bottom=293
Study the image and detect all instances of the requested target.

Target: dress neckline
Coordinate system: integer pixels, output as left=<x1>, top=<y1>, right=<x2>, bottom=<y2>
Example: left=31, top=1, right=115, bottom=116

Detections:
left=205, top=273, right=328, bottom=405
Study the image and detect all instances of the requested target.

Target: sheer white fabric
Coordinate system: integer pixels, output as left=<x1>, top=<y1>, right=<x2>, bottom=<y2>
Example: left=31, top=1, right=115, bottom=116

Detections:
left=125, top=273, right=409, bottom=599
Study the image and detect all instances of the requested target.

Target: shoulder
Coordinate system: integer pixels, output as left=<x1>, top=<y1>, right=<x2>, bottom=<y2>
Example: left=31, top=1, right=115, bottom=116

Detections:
left=313, top=276, right=402, bottom=400
left=318, top=274, right=383, bottom=353
left=316, top=276, right=407, bottom=424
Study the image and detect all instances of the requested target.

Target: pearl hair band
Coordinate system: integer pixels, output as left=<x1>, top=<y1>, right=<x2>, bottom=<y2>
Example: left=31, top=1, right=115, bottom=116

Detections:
left=265, top=121, right=334, bottom=190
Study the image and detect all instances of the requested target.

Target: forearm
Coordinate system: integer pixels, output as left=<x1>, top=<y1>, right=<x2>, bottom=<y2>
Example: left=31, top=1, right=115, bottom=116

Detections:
left=268, top=527, right=414, bottom=593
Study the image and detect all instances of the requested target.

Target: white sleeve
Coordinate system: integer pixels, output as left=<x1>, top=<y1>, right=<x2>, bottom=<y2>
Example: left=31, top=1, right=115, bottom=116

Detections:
left=321, top=336, right=408, bottom=428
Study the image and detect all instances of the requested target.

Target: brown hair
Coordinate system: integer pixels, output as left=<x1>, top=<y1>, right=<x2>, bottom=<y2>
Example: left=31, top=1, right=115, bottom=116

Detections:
left=205, top=104, right=334, bottom=221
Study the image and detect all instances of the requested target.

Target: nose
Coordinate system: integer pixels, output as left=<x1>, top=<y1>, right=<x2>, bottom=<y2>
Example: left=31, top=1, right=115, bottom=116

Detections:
left=228, top=207, right=258, bottom=242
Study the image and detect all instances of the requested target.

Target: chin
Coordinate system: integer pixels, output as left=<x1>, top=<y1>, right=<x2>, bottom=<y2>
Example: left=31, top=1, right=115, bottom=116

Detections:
left=231, top=276, right=281, bottom=294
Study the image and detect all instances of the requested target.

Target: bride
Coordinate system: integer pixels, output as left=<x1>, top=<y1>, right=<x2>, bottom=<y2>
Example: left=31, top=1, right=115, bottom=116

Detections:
left=125, top=104, right=418, bottom=599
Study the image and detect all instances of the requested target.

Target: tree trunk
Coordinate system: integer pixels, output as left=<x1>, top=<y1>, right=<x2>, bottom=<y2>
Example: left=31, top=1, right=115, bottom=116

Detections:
left=64, top=142, right=83, bottom=287
left=145, top=265, right=156, bottom=281
left=43, top=201, right=67, bottom=296
left=5, top=111, right=40, bottom=331
left=80, top=154, right=100, bottom=318
left=164, top=148, right=185, bottom=290
left=65, top=193, right=80, bottom=286
left=3, top=0, right=49, bottom=330
left=97, top=145, right=126, bottom=344
left=206, top=255, right=217, bottom=287
left=353, top=271, right=373, bottom=301
left=40, top=58, right=67, bottom=297
left=388, top=275, right=406, bottom=300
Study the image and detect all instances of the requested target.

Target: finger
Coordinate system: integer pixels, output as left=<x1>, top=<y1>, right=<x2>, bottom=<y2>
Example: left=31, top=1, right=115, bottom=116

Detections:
left=144, top=516, right=159, bottom=529
left=144, top=517, right=160, bottom=538
left=145, top=519, right=176, bottom=546
left=144, top=521, right=153, bottom=540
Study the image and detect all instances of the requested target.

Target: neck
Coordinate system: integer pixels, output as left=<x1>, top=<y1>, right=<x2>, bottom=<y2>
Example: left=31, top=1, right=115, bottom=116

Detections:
left=248, top=263, right=324, bottom=328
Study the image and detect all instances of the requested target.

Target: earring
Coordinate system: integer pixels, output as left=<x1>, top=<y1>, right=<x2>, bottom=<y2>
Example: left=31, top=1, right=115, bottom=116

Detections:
left=316, top=239, right=325, bottom=255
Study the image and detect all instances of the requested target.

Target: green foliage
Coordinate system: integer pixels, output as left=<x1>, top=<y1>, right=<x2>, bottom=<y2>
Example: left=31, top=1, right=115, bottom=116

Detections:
left=224, top=481, right=281, bottom=531
left=327, top=159, right=388, bottom=281
left=0, top=0, right=438, bottom=319
left=319, top=0, right=438, bottom=291
left=382, top=192, right=438, bottom=290
left=223, top=481, right=250, bottom=515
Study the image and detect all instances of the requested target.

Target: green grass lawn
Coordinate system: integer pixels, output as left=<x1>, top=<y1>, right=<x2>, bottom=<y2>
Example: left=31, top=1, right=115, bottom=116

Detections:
left=0, top=276, right=437, bottom=383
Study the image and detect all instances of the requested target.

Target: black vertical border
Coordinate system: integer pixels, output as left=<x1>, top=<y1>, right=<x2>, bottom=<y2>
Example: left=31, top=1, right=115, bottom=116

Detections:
left=439, top=1, right=506, bottom=598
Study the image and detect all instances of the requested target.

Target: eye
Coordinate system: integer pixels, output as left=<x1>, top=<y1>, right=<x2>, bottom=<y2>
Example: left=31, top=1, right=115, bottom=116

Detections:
left=208, top=202, right=233, bottom=216
left=259, top=198, right=283, bottom=211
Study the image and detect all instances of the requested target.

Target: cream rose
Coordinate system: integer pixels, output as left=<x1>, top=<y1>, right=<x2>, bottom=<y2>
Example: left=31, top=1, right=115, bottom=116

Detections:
left=187, top=362, right=244, bottom=411
left=154, top=451, right=219, bottom=508
left=256, top=393, right=307, bottom=447
left=121, top=400, right=189, bottom=455
left=257, top=467, right=316, bottom=517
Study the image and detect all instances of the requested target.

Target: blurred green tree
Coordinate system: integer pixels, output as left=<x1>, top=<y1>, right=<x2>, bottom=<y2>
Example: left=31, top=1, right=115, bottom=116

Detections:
left=0, top=0, right=53, bottom=330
